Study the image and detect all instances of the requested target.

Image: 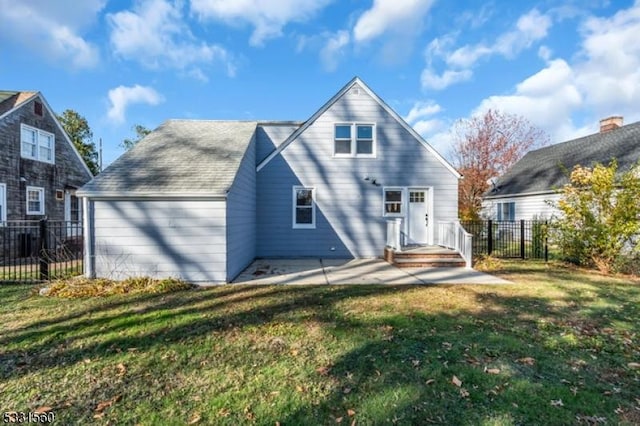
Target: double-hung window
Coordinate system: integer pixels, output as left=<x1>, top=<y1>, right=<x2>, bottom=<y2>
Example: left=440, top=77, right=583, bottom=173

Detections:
left=292, top=186, right=316, bottom=229
left=334, top=123, right=376, bottom=157
left=383, top=188, right=403, bottom=216
left=21, top=124, right=54, bottom=163
left=497, top=202, right=515, bottom=221
left=26, top=186, right=45, bottom=215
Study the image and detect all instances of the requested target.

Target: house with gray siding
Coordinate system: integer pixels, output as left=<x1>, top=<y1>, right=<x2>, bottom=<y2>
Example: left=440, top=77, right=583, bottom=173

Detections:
left=0, top=90, right=93, bottom=224
left=78, top=78, right=463, bottom=283
left=483, top=116, right=640, bottom=220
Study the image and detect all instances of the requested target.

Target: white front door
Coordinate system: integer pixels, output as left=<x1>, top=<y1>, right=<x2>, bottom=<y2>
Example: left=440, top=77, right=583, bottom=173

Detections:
left=407, top=188, right=430, bottom=245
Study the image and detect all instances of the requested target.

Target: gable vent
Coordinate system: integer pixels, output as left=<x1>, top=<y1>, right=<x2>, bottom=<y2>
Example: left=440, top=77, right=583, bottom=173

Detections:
left=352, top=87, right=361, bottom=96
left=34, top=101, right=43, bottom=116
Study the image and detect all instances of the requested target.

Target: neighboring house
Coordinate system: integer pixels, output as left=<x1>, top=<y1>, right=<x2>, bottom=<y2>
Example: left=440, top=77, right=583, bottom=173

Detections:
left=78, top=77, right=462, bottom=282
left=0, top=90, right=93, bottom=224
left=483, top=117, right=640, bottom=220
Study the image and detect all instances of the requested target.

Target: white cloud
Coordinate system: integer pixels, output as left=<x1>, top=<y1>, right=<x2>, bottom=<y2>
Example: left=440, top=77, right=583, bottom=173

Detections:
left=0, top=0, right=103, bottom=69
left=107, top=85, right=164, bottom=124
left=108, top=0, right=234, bottom=78
left=191, top=0, right=332, bottom=46
left=353, top=0, right=435, bottom=43
left=574, top=3, right=640, bottom=113
left=474, top=59, right=582, bottom=141
left=404, top=101, right=442, bottom=123
left=423, top=8, right=552, bottom=90
left=319, top=31, right=350, bottom=72
left=421, top=68, right=472, bottom=90
left=403, top=101, right=446, bottom=149
left=465, top=2, right=640, bottom=144
left=493, top=9, right=552, bottom=57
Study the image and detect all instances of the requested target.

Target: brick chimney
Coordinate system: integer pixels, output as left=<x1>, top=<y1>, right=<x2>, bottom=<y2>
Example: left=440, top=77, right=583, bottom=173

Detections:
left=599, top=116, right=623, bottom=133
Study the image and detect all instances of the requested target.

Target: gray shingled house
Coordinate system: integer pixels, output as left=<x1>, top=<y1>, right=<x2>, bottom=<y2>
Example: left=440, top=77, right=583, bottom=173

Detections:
left=78, top=78, right=465, bottom=283
left=0, top=90, right=93, bottom=223
left=483, top=117, right=640, bottom=220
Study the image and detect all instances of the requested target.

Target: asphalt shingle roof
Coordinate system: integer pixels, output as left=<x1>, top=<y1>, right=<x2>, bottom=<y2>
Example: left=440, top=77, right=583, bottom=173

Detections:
left=78, top=120, right=257, bottom=196
left=488, top=121, right=640, bottom=197
left=0, top=91, right=37, bottom=116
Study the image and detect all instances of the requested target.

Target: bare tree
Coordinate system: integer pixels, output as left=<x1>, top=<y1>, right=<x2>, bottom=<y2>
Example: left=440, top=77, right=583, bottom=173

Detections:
left=452, top=109, right=549, bottom=220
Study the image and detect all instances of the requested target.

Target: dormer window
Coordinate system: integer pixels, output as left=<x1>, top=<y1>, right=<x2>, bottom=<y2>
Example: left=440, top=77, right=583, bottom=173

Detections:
left=20, top=123, right=54, bottom=164
left=334, top=123, right=376, bottom=157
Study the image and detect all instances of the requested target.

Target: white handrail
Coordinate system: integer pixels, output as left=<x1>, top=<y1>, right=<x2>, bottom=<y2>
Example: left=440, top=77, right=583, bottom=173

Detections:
left=436, top=221, right=473, bottom=268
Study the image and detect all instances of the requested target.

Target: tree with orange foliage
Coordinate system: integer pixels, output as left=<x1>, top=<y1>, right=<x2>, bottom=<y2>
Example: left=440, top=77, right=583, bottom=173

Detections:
left=452, top=109, right=549, bottom=220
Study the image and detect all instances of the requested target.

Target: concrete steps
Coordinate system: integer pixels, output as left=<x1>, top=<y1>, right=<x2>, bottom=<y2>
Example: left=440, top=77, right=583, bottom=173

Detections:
left=384, top=246, right=466, bottom=268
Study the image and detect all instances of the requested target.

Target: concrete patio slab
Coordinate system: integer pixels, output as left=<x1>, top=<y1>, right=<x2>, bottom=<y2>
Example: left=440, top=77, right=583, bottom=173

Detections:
left=232, top=258, right=511, bottom=285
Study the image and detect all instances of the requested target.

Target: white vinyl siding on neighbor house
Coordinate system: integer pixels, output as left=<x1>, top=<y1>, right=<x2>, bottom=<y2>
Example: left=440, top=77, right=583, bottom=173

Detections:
left=333, top=123, right=376, bottom=157
left=26, top=186, right=44, bottom=215
left=90, top=199, right=227, bottom=282
left=292, top=186, right=316, bottom=229
left=483, top=193, right=561, bottom=220
left=21, top=123, right=54, bottom=163
left=0, top=183, right=6, bottom=224
left=497, top=202, right=515, bottom=221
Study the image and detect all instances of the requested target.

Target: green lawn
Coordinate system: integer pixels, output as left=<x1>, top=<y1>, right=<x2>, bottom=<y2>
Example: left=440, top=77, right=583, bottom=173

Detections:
left=1, top=261, right=639, bottom=425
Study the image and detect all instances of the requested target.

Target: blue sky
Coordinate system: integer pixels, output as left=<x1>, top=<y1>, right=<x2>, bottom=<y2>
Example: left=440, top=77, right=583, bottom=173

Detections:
left=2, top=0, right=639, bottom=168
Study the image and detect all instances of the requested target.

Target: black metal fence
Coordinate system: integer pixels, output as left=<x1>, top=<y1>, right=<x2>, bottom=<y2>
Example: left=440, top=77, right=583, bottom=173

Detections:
left=461, top=220, right=549, bottom=260
left=1, top=220, right=83, bottom=283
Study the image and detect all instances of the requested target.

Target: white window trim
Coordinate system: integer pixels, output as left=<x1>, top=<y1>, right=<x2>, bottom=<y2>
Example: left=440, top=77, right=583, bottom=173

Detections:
left=0, top=183, right=6, bottom=225
left=382, top=187, right=404, bottom=217
left=26, top=186, right=45, bottom=215
left=20, top=123, right=55, bottom=164
left=333, top=123, right=376, bottom=158
left=292, top=186, right=316, bottom=229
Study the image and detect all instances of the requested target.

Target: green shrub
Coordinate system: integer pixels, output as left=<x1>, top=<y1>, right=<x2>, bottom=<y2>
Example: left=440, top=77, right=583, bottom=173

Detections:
left=553, top=160, right=640, bottom=273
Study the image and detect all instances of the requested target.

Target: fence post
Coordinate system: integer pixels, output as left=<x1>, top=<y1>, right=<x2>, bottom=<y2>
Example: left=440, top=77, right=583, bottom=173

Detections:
left=520, top=219, right=525, bottom=259
left=487, top=220, right=493, bottom=255
left=39, top=219, right=49, bottom=281
left=544, top=220, right=549, bottom=262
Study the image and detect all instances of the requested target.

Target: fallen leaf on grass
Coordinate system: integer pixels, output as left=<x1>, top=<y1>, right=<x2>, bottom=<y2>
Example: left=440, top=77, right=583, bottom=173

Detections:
left=516, top=357, right=536, bottom=365
left=459, top=388, right=469, bottom=398
left=347, top=409, right=356, bottom=416
left=343, top=387, right=352, bottom=394
left=425, top=379, right=435, bottom=385
left=627, top=362, right=640, bottom=369
left=117, top=363, right=126, bottom=376
left=218, top=408, right=230, bottom=417
left=316, top=366, right=331, bottom=376
left=451, top=376, right=462, bottom=387
left=484, top=367, right=500, bottom=375
left=34, top=406, right=53, bottom=413
left=550, top=399, right=564, bottom=407
left=335, top=417, right=343, bottom=423
left=187, top=413, right=201, bottom=424
left=94, top=394, right=122, bottom=417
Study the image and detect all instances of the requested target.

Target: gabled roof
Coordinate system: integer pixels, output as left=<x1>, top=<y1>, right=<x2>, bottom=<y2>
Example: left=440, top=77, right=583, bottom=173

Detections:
left=256, top=77, right=461, bottom=178
left=0, top=90, right=93, bottom=178
left=78, top=120, right=257, bottom=198
left=487, top=121, right=640, bottom=198
left=0, top=91, right=38, bottom=118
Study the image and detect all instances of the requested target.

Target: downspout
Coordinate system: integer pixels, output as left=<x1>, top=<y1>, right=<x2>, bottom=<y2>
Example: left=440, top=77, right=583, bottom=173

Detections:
left=82, top=197, right=95, bottom=278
